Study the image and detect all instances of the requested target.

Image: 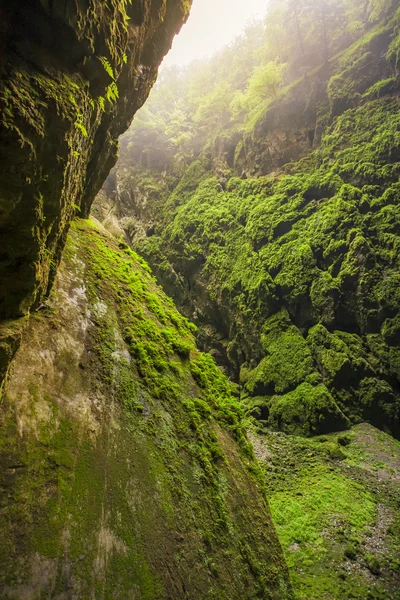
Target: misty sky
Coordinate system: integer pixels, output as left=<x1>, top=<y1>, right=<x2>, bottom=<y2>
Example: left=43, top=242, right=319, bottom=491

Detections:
left=161, top=0, right=268, bottom=69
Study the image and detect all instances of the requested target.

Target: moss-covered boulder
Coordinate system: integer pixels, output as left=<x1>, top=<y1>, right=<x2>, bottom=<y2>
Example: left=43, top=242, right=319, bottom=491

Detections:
left=268, top=383, right=350, bottom=437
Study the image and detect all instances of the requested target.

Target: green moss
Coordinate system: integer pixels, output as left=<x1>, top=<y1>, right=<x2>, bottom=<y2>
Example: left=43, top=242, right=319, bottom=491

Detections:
left=363, top=77, right=397, bottom=99
left=268, top=383, right=349, bottom=436
left=242, top=311, right=316, bottom=398
left=0, top=318, right=29, bottom=383
left=256, top=423, right=400, bottom=599
left=132, top=91, right=400, bottom=437
left=0, top=219, right=292, bottom=598
left=271, top=468, right=375, bottom=564
left=386, top=7, right=400, bottom=69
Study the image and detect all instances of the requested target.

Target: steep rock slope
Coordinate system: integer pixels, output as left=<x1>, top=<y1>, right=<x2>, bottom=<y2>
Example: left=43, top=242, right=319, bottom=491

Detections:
left=93, top=8, right=400, bottom=438
left=0, top=219, right=291, bottom=599
left=0, top=0, right=190, bottom=381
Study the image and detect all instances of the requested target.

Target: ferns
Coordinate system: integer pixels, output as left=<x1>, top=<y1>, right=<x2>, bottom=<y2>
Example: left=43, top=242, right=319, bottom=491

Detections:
left=106, top=82, right=119, bottom=103
left=98, top=56, right=119, bottom=105
left=98, top=96, right=105, bottom=112
left=98, top=56, right=115, bottom=80
left=75, top=120, right=88, bottom=137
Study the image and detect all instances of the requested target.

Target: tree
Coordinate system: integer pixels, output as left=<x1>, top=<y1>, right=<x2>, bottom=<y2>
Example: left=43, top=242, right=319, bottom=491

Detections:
left=247, top=61, right=284, bottom=102
left=288, top=0, right=306, bottom=62
left=193, top=81, right=233, bottom=134
left=368, top=0, right=397, bottom=22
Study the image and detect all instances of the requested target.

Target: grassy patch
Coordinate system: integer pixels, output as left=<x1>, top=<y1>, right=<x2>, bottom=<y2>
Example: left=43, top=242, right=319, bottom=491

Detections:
left=255, top=425, right=400, bottom=599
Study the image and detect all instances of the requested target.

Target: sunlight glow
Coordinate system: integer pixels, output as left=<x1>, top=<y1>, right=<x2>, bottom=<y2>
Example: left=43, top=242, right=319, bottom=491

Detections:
left=161, top=0, right=268, bottom=69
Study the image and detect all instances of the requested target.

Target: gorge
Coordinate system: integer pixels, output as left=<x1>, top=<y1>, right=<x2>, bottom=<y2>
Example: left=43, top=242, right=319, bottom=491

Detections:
left=1, top=0, right=400, bottom=598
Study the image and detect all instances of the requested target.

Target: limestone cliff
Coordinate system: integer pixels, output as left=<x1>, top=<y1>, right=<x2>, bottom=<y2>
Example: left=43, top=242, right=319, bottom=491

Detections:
left=0, top=219, right=292, bottom=599
left=0, top=0, right=190, bottom=381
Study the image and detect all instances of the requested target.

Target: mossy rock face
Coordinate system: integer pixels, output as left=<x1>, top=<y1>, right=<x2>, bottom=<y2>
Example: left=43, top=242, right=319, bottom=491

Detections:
left=0, top=220, right=291, bottom=599
left=0, top=0, right=190, bottom=328
left=327, top=27, right=393, bottom=116
left=124, top=95, right=400, bottom=438
left=267, top=383, right=350, bottom=437
left=90, top=8, right=400, bottom=439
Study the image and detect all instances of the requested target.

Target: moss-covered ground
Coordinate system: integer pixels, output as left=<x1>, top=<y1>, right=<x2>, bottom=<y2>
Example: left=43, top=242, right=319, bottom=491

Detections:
left=252, top=423, right=400, bottom=599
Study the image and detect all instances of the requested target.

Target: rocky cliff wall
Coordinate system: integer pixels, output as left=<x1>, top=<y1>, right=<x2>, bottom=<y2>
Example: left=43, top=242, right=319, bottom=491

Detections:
left=0, top=219, right=291, bottom=599
left=0, top=0, right=190, bottom=381
left=92, top=10, right=400, bottom=438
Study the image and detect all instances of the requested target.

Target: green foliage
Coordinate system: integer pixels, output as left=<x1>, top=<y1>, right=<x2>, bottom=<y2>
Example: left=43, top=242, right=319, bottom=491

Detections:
left=231, top=61, right=285, bottom=122
left=106, top=81, right=119, bottom=103
left=0, top=219, right=291, bottom=598
left=75, top=122, right=88, bottom=137
left=133, top=93, right=400, bottom=438
left=247, top=61, right=285, bottom=101
left=368, top=0, right=398, bottom=22
left=107, top=0, right=400, bottom=441
left=98, top=96, right=106, bottom=112
left=122, top=0, right=389, bottom=171
left=98, top=56, right=115, bottom=80
left=387, top=7, right=400, bottom=68
left=193, top=81, right=233, bottom=133
left=75, top=220, right=250, bottom=446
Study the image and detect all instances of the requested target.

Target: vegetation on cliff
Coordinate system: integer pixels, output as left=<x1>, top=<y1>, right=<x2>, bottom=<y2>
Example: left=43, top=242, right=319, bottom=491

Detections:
left=0, top=0, right=191, bottom=386
left=95, top=1, right=400, bottom=440
left=89, top=4, right=400, bottom=596
left=1, top=0, right=400, bottom=598
left=0, top=219, right=291, bottom=599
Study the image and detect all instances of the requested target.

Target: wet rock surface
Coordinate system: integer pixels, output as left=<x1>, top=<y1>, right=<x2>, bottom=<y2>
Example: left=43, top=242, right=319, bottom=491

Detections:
left=0, top=0, right=190, bottom=379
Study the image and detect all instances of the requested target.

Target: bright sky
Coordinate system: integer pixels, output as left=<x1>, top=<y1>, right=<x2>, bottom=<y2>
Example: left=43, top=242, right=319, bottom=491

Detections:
left=161, top=0, right=268, bottom=69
